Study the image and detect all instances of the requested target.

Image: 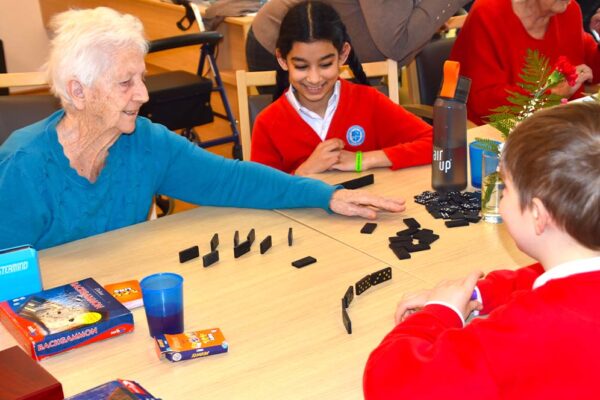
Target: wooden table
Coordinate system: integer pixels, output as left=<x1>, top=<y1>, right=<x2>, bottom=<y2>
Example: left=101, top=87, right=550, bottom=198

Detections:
left=277, top=124, right=532, bottom=284
left=0, top=206, right=429, bottom=399
left=0, top=124, right=535, bottom=398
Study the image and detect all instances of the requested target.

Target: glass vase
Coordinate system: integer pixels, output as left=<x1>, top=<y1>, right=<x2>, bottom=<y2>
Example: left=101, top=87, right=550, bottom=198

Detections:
left=481, top=152, right=504, bottom=223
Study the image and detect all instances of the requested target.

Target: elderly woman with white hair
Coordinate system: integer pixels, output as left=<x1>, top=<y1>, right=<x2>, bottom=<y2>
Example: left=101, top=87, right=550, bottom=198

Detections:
left=0, top=7, right=405, bottom=250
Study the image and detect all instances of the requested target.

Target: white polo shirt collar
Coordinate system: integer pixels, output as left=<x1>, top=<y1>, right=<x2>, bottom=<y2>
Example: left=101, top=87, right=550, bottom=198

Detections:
left=285, top=80, right=341, bottom=141
left=533, top=256, right=600, bottom=289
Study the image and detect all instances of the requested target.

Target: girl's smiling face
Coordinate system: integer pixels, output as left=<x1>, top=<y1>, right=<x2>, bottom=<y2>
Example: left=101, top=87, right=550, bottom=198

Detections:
left=276, top=40, right=350, bottom=114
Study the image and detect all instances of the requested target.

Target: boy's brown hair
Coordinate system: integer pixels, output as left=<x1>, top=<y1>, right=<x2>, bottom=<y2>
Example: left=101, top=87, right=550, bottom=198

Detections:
left=502, top=102, right=600, bottom=250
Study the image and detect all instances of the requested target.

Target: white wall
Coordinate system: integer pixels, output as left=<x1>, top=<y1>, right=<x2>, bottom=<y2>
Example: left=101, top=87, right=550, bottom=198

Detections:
left=0, top=0, right=50, bottom=72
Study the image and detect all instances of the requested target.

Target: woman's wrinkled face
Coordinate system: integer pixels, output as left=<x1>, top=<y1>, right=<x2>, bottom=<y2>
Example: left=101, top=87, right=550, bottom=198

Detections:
left=84, top=47, right=149, bottom=134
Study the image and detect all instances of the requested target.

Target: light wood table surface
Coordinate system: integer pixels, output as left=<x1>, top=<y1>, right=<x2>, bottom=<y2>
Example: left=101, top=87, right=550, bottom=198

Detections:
left=0, top=206, right=428, bottom=399
left=277, top=125, right=533, bottom=284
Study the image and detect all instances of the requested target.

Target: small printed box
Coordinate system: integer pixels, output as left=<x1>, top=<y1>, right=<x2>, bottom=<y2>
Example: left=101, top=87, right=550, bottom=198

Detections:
left=0, top=245, right=42, bottom=302
left=155, top=328, right=228, bottom=362
left=0, top=278, right=134, bottom=360
left=103, top=279, right=144, bottom=310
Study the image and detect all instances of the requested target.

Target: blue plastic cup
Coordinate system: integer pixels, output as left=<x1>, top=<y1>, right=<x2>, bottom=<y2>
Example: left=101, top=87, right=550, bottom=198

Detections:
left=140, top=272, right=184, bottom=338
left=469, top=140, right=499, bottom=188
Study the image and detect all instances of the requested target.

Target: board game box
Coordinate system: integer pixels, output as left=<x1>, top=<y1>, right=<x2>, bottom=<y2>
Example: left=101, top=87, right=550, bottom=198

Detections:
left=0, top=278, right=134, bottom=360
left=155, top=328, right=228, bottom=362
left=0, top=245, right=42, bottom=302
left=65, top=379, right=159, bottom=400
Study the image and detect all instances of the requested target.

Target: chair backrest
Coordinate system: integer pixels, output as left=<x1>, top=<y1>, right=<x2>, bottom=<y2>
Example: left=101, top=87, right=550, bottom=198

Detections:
left=236, top=59, right=399, bottom=161
left=405, top=36, right=456, bottom=106
left=0, top=72, right=59, bottom=145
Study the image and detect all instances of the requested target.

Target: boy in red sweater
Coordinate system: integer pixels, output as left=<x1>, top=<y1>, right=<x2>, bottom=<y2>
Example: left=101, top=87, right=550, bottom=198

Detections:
left=250, top=1, right=432, bottom=175
left=363, top=101, right=600, bottom=399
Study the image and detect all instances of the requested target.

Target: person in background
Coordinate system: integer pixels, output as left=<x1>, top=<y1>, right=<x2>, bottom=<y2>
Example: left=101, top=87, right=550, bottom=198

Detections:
left=363, top=101, right=600, bottom=398
left=0, top=7, right=406, bottom=251
left=247, top=0, right=470, bottom=72
left=450, top=0, right=600, bottom=125
left=576, top=0, right=600, bottom=34
left=250, top=1, right=432, bottom=176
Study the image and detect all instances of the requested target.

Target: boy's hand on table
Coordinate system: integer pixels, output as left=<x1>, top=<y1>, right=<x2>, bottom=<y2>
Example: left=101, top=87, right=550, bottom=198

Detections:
left=395, top=270, right=484, bottom=325
left=329, top=189, right=405, bottom=219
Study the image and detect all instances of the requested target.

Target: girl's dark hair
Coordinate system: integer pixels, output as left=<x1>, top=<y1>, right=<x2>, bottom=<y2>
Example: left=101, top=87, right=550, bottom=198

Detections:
left=274, top=0, right=368, bottom=100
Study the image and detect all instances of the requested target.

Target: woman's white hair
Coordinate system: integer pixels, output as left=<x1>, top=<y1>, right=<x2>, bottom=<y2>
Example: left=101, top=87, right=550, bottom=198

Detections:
left=45, top=7, right=148, bottom=105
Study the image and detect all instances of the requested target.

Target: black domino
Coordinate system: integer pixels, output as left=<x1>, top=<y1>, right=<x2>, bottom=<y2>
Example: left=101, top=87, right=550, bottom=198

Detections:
left=369, top=267, right=392, bottom=286
left=202, top=250, right=219, bottom=267
left=342, top=307, right=352, bottom=334
left=259, top=235, right=272, bottom=254
left=234, top=240, right=251, bottom=258
left=445, top=219, right=469, bottom=228
left=291, top=256, right=316, bottom=268
left=179, top=246, right=199, bottom=263
left=343, top=285, right=354, bottom=308
left=390, top=245, right=411, bottom=260
left=288, top=227, right=293, bottom=246
left=360, top=222, right=377, bottom=234
left=233, top=230, right=240, bottom=247
left=403, top=218, right=421, bottom=229
left=355, top=275, right=372, bottom=295
left=210, top=233, right=219, bottom=252
left=335, top=174, right=374, bottom=190
left=247, top=228, right=255, bottom=245
left=396, top=227, right=419, bottom=236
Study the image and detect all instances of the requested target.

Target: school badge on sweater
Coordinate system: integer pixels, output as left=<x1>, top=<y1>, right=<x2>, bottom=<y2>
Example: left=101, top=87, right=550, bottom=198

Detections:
left=346, top=125, right=365, bottom=146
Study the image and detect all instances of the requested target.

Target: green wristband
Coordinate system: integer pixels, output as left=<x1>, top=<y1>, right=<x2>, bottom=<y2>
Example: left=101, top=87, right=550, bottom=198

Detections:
left=355, top=151, right=363, bottom=172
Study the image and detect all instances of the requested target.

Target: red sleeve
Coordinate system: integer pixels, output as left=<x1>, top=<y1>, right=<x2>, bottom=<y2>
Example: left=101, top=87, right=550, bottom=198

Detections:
left=363, top=304, right=500, bottom=399
left=449, top=5, right=524, bottom=125
left=250, top=106, right=286, bottom=172
left=372, top=93, right=433, bottom=170
left=476, top=263, right=544, bottom=314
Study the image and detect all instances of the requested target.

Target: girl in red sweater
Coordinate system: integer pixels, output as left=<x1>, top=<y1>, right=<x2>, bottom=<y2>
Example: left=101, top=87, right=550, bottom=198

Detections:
left=250, top=1, right=432, bottom=176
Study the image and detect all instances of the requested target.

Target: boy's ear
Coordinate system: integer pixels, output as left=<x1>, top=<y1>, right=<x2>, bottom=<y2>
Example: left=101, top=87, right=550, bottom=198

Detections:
left=339, top=42, right=351, bottom=65
left=66, top=80, right=86, bottom=110
left=275, top=49, right=289, bottom=71
left=531, top=197, right=552, bottom=236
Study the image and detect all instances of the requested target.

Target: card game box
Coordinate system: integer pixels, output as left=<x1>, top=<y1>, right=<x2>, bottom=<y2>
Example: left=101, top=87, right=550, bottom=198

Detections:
left=0, top=278, right=134, bottom=360
left=104, top=279, right=144, bottom=310
left=65, top=379, right=159, bottom=400
left=155, top=328, right=228, bottom=362
left=0, top=245, right=42, bottom=302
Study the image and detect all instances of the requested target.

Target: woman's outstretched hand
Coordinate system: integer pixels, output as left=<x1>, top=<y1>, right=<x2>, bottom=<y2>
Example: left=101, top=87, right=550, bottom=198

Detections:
left=329, top=189, right=406, bottom=219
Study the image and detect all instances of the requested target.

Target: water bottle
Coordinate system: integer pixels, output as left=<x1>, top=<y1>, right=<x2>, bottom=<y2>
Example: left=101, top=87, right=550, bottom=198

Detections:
left=431, top=61, right=471, bottom=193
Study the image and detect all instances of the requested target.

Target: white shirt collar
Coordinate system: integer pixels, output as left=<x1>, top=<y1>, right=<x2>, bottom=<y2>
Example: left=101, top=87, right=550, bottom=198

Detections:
left=533, top=256, right=600, bottom=289
left=285, top=80, right=341, bottom=141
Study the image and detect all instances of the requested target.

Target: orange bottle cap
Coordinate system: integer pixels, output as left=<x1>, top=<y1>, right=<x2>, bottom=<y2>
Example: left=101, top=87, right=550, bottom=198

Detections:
left=440, top=61, right=460, bottom=99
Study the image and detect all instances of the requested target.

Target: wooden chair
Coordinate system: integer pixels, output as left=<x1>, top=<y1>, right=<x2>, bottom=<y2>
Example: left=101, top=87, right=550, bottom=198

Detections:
left=236, top=59, right=399, bottom=161
left=0, top=72, right=59, bottom=145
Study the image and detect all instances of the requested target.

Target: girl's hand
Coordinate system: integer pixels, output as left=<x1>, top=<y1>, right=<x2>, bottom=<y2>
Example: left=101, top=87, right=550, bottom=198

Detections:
left=329, top=189, right=405, bottom=219
left=551, top=64, right=593, bottom=98
left=331, top=150, right=392, bottom=172
left=295, top=139, right=344, bottom=176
